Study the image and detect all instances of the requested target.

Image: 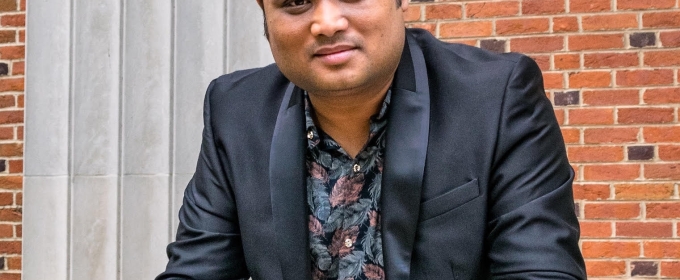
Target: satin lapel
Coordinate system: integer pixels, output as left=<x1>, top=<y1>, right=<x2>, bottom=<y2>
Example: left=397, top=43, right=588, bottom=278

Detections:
left=382, top=33, right=431, bottom=280
left=270, top=83, right=312, bottom=280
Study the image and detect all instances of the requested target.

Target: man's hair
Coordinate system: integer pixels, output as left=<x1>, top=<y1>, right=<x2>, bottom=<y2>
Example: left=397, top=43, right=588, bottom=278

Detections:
left=261, top=0, right=404, bottom=38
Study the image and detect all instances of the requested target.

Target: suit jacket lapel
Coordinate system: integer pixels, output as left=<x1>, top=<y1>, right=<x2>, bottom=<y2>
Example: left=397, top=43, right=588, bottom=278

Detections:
left=382, top=32, right=431, bottom=280
left=270, top=83, right=312, bottom=280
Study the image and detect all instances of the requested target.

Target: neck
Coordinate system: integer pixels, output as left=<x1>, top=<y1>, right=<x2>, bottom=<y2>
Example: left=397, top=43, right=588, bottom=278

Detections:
left=307, top=78, right=393, bottom=158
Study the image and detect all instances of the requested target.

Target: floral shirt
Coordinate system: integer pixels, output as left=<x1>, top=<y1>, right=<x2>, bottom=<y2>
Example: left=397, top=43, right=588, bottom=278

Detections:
left=305, top=91, right=390, bottom=280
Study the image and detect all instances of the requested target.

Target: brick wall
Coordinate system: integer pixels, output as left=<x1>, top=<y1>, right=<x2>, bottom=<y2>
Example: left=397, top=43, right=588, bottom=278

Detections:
left=406, top=0, right=680, bottom=278
left=0, top=0, right=23, bottom=278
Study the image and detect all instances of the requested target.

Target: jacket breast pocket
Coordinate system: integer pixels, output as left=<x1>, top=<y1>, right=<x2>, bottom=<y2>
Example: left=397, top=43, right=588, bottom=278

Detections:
left=419, top=179, right=480, bottom=222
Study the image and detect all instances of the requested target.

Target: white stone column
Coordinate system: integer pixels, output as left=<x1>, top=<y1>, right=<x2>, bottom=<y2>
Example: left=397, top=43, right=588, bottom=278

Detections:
left=24, top=1, right=273, bottom=279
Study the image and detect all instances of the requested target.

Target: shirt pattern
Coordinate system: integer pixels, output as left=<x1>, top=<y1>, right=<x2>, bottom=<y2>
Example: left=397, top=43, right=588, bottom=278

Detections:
left=305, top=91, right=391, bottom=280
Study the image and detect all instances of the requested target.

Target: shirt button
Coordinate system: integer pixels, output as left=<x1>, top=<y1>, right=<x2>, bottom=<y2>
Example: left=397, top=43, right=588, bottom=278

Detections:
left=307, top=130, right=314, bottom=140
left=353, top=164, right=360, bottom=172
left=344, top=238, right=353, bottom=248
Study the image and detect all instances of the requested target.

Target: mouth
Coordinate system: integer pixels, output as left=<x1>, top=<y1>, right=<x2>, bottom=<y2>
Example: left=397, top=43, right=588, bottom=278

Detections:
left=313, top=44, right=358, bottom=65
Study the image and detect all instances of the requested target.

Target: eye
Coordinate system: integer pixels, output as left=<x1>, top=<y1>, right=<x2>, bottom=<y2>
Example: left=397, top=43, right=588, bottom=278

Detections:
left=286, top=0, right=310, bottom=7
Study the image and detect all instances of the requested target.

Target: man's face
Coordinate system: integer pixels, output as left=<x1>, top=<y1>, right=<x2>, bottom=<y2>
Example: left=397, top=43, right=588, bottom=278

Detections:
left=258, top=0, right=408, bottom=96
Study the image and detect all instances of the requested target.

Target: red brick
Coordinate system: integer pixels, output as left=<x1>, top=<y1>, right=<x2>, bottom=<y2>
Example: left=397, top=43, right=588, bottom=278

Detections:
left=527, top=55, right=549, bottom=71
left=8, top=159, right=22, bottom=173
left=569, top=34, right=624, bottom=51
left=6, top=256, right=20, bottom=270
left=404, top=5, right=421, bottom=22
left=579, top=221, right=612, bottom=238
left=643, top=11, right=680, bottom=28
left=19, top=0, right=23, bottom=11
left=568, top=146, right=623, bottom=163
left=618, top=0, right=676, bottom=10
left=561, top=128, right=580, bottom=144
left=644, top=127, right=680, bottom=143
left=583, top=164, right=640, bottom=181
left=569, top=108, right=614, bottom=125
left=0, top=126, right=12, bottom=140
left=0, top=110, right=22, bottom=125
left=17, top=125, right=23, bottom=140
left=17, top=28, right=23, bottom=43
left=617, top=69, right=674, bottom=87
left=440, top=21, right=492, bottom=38
left=0, top=193, right=12, bottom=206
left=465, top=1, right=518, bottom=18
left=0, top=14, right=23, bottom=27
left=618, top=108, right=674, bottom=124
left=542, top=72, right=564, bottom=89
left=584, top=202, right=640, bottom=219
left=0, top=273, right=21, bottom=280
left=661, top=261, right=680, bottom=278
left=660, top=30, right=680, bottom=47
left=570, top=0, right=611, bottom=12
left=568, top=108, right=614, bottom=125
left=425, top=4, right=462, bottom=20
left=573, top=183, right=610, bottom=200
left=658, top=145, right=680, bottom=161
left=582, top=90, right=639, bottom=106
left=614, top=184, right=674, bottom=200
left=0, top=224, right=11, bottom=238
left=408, top=23, right=435, bottom=35
left=0, top=241, right=20, bottom=254
left=646, top=203, right=680, bottom=219
left=582, top=14, right=638, bottom=31
left=584, top=53, right=638, bottom=69
left=510, top=36, right=564, bottom=53
left=582, top=241, right=640, bottom=258
left=568, top=71, right=612, bottom=88
left=645, top=50, right=680, bottom=67
left=585, top=260, right=626, bottom=277
left=584, top=127, right=639, bottom=144
left=0, top=176, right=22, bottom=190
left=522, top=0, right=564, bottom=14
left=0, top=143, right=21, bottom=157
left=0, top=46, right=23, bottom=59
left=554, top=53, right=580, bottom=70
left=553, top=16, right=579, bottom=33
left=497, top=18, right=549, bottom=35
left=644, top=241, right=680, bottom=258
left=14, top=193, right=20, bottom=206
left=11, top=61, right=22, bottom=75
left=0, top=209, right=20, bottom=222
left=645, top=163, right=680, bottom=180
left=445, top=38, right=476, bottom=47
left=0, top=30, right=14, bottom=43
left=644, top=88, right=680, bottom=104
left=0, top=94, right=14, bottom=108
left=0, top=78, right=23, bottom=92
left=617, top=222, right=673, bottom=238
left=0, top=0, right=17, bottom=12
left=554, top=109, right=565, bottom=124
left=17, top=94, right=23, bottom=108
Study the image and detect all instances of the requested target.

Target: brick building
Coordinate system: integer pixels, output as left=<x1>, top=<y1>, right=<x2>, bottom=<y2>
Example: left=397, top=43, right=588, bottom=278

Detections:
left=5, top=0, right=680, bottom=279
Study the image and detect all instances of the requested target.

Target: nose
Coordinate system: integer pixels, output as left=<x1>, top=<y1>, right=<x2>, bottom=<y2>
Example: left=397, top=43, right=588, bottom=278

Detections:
left=310, top=0, right=349, bottom=37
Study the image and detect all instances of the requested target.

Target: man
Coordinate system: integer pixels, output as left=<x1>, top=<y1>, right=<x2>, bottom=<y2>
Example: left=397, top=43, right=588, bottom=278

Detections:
left=158, top=0, right=586, bottom=279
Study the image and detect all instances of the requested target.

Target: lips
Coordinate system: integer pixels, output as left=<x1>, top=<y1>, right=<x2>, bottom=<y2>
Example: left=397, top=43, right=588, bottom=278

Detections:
left=313, top=44, right=357, bottom=65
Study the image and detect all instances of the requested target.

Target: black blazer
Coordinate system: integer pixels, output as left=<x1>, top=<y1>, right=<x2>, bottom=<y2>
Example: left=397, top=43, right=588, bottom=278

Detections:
left=158, top=29, right=586, bottom=280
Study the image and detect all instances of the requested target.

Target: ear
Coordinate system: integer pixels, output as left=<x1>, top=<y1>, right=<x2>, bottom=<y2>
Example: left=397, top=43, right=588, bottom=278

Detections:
left=400, top=0, right=409, bottom=12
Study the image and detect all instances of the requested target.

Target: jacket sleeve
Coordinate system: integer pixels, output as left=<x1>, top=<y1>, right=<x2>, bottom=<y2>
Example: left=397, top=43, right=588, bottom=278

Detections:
left=156, top=80, right=250, bottom=280
left=487, top=55, right=586, bottom=279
